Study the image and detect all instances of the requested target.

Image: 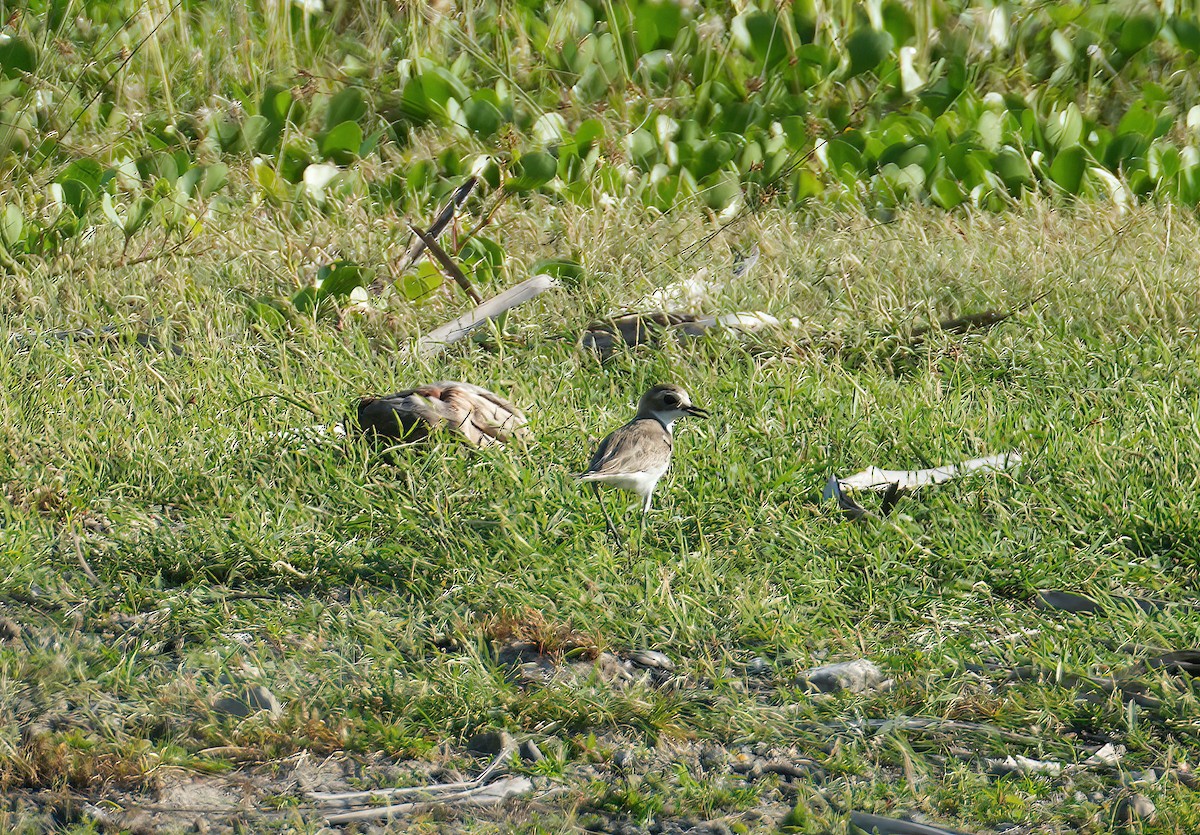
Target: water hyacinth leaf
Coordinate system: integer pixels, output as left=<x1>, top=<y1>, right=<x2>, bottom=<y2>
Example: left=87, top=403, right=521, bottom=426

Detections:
left=1046, top=104, right=1084, bottom=149
left=1050, top=146, right=1088, bottom=194
left=846, top=28, right=894, bottom=78
left=325, top=87, right=367, bottom=130
left=292, top=286, right=318, bottom=314
left=573, top=119, right=605, bottom=154
left=246, top=298, right=289, bottom=329
left=321, top=121, right=363, bottom=162
left=401, top=260, right=443, bottom=301
left=1115, top=14, right=1160, bottom=55
left=744, top=11, right=789, bottom=69
left=930, top=176, right=965, bottom=209
left=464, top=96, right=503, bottom=137
left=530, top=257, right=584, bottom=284
left=504, top=151, right=558, bottom=192
left=1170, top=17, right=1200, bottom=53
left=1, top=204, right=23, bottom=246
left=633, top=0, right=682, bottom=53
left=317, top=262, right=374, bottom=301
left=460, top=236, right=505, bottom=283
left=1147, top=142, right=1181, bottom=181
left=0, top=36, right=36, bottom=77
left=202, top=163, right=229, bottom=198
left=250, top=159, right=291, bottom=204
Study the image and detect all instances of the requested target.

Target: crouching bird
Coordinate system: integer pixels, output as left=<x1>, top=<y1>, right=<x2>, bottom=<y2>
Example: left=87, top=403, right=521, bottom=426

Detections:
left=577, top=384, right=707, bottom=547
left=357, top=381, right=530, bottom=448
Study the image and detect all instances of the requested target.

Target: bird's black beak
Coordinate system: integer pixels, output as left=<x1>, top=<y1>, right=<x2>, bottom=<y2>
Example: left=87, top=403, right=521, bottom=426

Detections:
left=685, top=405, right=709, bottom=419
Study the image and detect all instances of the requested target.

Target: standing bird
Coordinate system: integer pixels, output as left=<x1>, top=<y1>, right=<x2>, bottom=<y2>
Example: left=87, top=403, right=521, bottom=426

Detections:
left=577, top=384, right=708, bottom=545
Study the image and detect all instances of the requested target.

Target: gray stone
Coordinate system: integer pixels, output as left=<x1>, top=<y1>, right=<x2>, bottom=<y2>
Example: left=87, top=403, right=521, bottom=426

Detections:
left=1116, top=793, right=1156, bottom=823
left=796, top=658, right=891, bottom=694
left=628, top=649, right=675, bottom=671
left=245, top=685, right=281, bottom=716
left=613, top=748, right=636, bottom=769
left=0, top=617, right=20, bottom=641
left=212, top=697, right=251, bottom=718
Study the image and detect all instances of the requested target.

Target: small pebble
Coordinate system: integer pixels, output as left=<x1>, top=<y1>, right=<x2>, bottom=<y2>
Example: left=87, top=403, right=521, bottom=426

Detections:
left=519, top=739, right=544, bottom=763
left=1116, top=793, right=1156, bottom=823
left=796, top=658, right=891, bottom=694
left=0, top=617, right=20, bottom=641
left=245, top=685, right=281, bottom=717
left=628, top=650, right=675, bottom=671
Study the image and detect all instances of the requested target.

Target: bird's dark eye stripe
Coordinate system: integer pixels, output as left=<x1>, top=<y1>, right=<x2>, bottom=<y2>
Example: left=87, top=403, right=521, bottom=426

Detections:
left=663, top=395, right=678, bottom=406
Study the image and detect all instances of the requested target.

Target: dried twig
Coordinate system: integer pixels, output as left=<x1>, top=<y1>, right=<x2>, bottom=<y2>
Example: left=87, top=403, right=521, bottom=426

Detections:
left=310, top=743, right=528, bottom=825
left=409, top=223, right=483, bottom=304
left=396, top=177, right=477, bottom=274
left=321, top=776, right=532, bottom=825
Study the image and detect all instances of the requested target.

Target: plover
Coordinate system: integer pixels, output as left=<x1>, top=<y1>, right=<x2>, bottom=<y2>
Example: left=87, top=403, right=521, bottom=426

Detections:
left=357, top=381, right=529, bottom=448
left=577, top=384, right=707, bottom=543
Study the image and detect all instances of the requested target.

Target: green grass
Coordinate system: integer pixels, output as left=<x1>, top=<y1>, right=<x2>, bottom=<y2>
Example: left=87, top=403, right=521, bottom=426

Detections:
left=3, top=199, right=1200, bottom=831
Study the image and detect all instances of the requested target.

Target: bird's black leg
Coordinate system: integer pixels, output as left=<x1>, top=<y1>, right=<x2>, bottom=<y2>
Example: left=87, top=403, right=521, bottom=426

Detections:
left=592, top=483, right=623, bottom=545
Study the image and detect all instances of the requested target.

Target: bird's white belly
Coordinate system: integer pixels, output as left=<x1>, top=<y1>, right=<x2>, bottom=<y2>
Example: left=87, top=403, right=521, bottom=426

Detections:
left=592, top=464, right=668, bottom=497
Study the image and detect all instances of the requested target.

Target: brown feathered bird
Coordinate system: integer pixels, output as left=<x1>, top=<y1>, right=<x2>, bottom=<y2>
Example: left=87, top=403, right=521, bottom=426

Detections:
left=357, top=381, right=530, bottom=448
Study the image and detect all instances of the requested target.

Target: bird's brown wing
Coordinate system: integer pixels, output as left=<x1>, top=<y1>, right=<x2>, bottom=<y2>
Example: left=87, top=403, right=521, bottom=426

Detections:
left=583, top=419, right=671, bottom=476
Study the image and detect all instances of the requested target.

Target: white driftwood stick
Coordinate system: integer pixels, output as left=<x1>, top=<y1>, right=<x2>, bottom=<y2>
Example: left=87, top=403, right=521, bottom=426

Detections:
left=417, top=274, right=558, bottom=357
left=322, top=776, right=533, bottom=825
left=838, top=452, right=1021, bottom=492
left=310, top=743, right=513, bottom=805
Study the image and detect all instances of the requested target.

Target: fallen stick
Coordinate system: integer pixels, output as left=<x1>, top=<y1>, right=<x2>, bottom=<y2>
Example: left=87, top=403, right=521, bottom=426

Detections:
left=409, top=222, right=483, bottom=304
left=838, top=453, right=1021, bottom=493
left=416, top=274, right=557, bottom=357
left=322, top=775, right=533, bottom=825
left=397, top=177, right=476, bottom=274
left=310, top=742, right=513, bottom=806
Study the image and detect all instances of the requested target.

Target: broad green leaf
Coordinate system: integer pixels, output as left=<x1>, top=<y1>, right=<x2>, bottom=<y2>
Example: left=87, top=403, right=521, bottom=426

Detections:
left=325, top=87, right=366, bottom=130
left=400, top=260, right=443, bottom=301
left=530, top=257, right=583, bottom=284
left=246, top=298, right=289, bottom=329
left=930, top=176, right=965, bottom=209
left=176, top=166, right=204, bottom=199
left=744, top=11, right=789, bottom=69
left=634, top=1, right=682, bottom=53
left=1116, top=15, right=1160, bottom=55
left=1147, top=141, right=1181, bottom=180
left=574, top=119, right=605, bottom=154
left=0, top=36, right=36, bottom=78
left=317, top=262, right=375, bottom=301
left=1046, top=104, right=1084, bottom=149
left=1169, top=17, right=1200, bottom=53
left=292, top=286, right=318, bottom=314
left=460, top=236, right=505, bottom=283
left=1118, top=102, right=1156, bottom=137
left=1050, top=146, right=1088, bottom=194
left=626, top=129, right=658, bottom=168
left=882, top=1, right=916, bottom=46
left=464, top=96, right=503, bottom=137
left=846, top=28, right=894, bottom=78
left=321, top=121, right=363, bottom=162
left=250, top=159, right=291, bottom=204
left=202, top=164, right=229, bottom=198
left=504, top=151, right=558, bottom=192
left=2, top=204, right=24, bottom=246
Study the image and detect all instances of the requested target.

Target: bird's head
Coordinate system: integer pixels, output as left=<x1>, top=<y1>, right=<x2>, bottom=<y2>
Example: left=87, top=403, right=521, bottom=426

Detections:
left=637, top=384, right=708, bottom=425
